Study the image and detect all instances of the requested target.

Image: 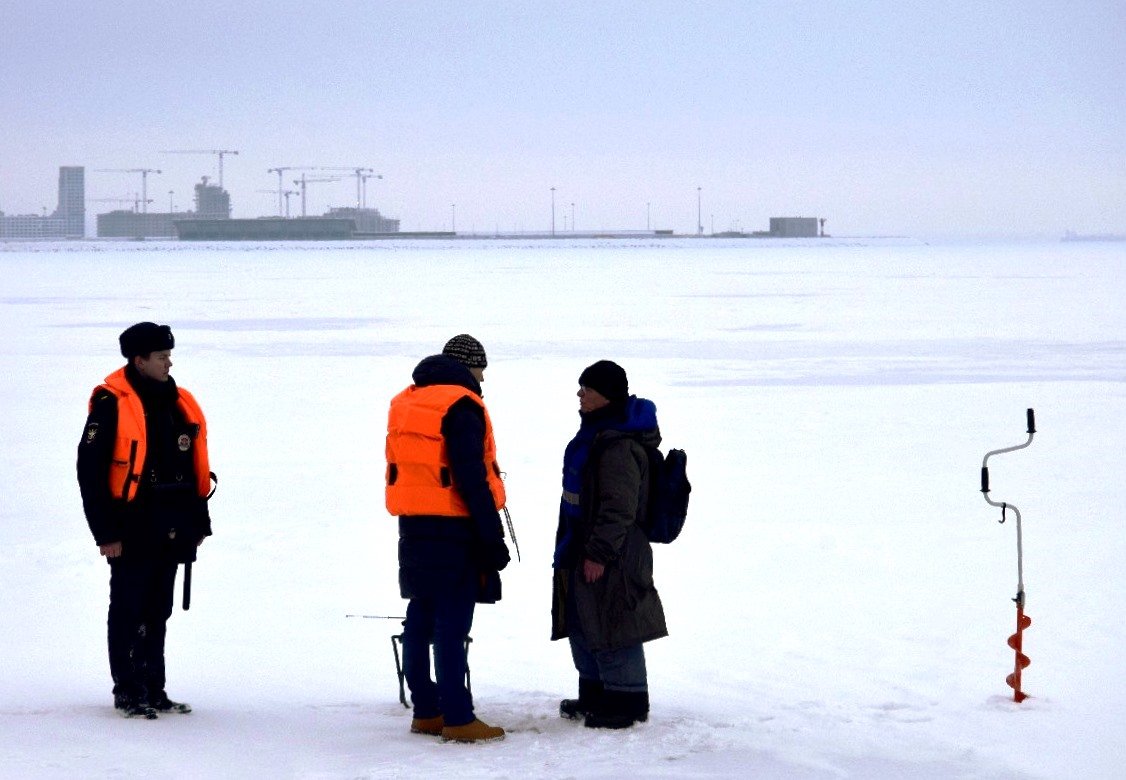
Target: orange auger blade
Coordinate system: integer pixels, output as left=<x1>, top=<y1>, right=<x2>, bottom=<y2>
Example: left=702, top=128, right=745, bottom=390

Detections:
left=1005, top=606, right=1032, bottom=702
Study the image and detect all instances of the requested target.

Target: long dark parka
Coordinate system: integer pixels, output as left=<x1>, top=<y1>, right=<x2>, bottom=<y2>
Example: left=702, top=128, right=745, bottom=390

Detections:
left=551, top=396, right=668, bottom=651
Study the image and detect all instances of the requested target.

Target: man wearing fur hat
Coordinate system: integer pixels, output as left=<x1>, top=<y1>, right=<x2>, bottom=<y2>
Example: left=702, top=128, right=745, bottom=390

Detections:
left=77, top=322, right=213, bottom=719
left=552, top=360, right=667, bottom=729
left=385, top=334, right=511, bottom=742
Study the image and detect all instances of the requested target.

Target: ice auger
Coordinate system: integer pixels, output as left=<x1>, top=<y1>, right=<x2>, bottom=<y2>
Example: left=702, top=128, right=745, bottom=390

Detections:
left=980, top=408, right=1036, bottom=702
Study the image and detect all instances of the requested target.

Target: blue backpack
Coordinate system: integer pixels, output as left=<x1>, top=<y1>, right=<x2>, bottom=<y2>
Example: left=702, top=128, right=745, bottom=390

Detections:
left=640, top=447, right=691, bottom=543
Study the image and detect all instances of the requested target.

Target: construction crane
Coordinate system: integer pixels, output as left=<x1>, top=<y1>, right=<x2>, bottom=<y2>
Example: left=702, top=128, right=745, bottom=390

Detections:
left=292, top=174, right=341, bottom=218
left=267, top=166, right=318, bottom=216
left=93, top=169, right=162, bottom=213
left=319, top=167, right=379, bottom=209
left=360, top=172, right=383, bottom=209
left=159, top=150, right=239, bottom=188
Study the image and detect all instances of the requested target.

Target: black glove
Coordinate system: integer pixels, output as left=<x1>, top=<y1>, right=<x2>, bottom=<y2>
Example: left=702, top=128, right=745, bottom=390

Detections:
left=487, top=538, right=511, bottom=572
left=477, top=569, right=502, bottom=604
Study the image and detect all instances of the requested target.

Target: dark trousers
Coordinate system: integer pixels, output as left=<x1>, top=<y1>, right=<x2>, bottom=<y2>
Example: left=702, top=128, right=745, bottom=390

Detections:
left=107, top=554, right=178, bottom=702
left=566, top=570, right=648, bottom=693
left=401, top=589, right=476, bottom=726
left=569, top=636, right=648, bottom=693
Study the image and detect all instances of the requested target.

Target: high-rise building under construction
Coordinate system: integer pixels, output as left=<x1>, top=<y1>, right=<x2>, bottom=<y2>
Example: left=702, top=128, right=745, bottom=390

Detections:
left=98, top=177, right=231, bottom=238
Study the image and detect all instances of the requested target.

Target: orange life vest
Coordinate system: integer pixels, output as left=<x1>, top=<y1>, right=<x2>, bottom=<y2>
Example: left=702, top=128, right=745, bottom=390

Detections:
left=90, top=367, right=211, bottom=502
left=385, top=384, right=506, bottom=516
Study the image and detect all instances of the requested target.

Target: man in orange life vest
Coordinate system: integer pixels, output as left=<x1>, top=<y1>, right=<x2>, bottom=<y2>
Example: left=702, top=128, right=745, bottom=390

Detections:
left=385, top=334, right=511, bottom=742
left=77, top=322, right=213, bottom=719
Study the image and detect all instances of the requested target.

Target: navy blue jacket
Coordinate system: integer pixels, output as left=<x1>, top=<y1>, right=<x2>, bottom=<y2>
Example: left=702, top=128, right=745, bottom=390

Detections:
left=395, top=355, right=509, bottom=601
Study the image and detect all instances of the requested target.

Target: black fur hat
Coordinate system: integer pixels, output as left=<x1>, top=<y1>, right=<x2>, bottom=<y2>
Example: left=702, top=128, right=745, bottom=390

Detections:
left=119, top=322, right=174, bottom=358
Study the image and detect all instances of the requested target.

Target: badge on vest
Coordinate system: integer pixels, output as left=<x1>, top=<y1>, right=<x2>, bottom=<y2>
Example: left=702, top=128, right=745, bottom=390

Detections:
left=177, top=433, right=192, bottom=452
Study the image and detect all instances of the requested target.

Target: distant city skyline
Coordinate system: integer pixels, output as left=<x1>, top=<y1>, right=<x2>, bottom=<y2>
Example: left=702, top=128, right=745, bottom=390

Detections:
left=1, top=1, right=1123, bottom=238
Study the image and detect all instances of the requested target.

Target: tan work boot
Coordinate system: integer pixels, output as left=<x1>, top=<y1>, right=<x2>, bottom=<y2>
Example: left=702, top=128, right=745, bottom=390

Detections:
left=440, top=718, right=505, bottom=743
left=410, top=715, right=445, bottom=736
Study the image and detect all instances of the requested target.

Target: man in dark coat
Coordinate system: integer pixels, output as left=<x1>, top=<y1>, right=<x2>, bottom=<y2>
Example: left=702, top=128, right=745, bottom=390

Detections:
left=385, top=334, right=510, bottom=743
left=552, top=360, right=668, bottom=729
left=77, top=322, right=213, bottom=719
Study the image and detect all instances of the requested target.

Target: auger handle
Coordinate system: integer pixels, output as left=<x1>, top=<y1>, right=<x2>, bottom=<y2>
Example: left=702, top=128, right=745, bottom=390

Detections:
left=981, top=467, right=990, bottom=494
left=982, top=408, right=1036, bottom=470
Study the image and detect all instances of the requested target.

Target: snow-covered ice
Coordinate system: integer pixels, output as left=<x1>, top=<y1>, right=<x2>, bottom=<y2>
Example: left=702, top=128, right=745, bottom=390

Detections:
left=1, top=237, right=1124, bottom=778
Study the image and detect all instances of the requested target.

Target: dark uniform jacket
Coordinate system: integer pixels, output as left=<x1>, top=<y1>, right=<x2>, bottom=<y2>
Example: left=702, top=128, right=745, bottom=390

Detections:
left=77, top=365, right=212, bottom=560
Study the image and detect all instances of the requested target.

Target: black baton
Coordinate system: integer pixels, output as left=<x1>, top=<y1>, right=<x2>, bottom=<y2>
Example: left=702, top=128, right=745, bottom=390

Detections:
left=182, top=562, right=192, bottom=611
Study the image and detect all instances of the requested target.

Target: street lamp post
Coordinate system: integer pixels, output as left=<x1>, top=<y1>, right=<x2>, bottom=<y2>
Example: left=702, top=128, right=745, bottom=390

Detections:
left=451, top=203, right=456, bottom=233
left=570, top=202, right=575, bottom=232
left=551, top=187, right=556, bottom=236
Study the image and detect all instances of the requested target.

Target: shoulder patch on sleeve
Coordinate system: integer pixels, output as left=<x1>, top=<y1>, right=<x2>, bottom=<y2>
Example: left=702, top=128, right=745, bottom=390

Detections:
left=83, top=422, right=100, bottom=444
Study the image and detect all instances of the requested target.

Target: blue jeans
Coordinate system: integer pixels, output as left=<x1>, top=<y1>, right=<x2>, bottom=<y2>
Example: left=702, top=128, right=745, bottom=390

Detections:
left=566, top=569, right=648, bottom=693
left=401, top=590, right=476, bottom=726
left=569, top=636, right=648, bottom=693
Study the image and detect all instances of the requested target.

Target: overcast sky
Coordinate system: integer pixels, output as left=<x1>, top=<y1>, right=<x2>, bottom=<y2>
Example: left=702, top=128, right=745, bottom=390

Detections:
left=1, top=1, right=1122, bottom=237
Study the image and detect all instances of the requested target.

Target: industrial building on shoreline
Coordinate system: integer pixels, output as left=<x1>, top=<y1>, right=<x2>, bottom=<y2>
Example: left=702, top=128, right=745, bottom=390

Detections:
left=0, top=164, right=402, bottom=240
left=3, top=164, right=825, bottom=241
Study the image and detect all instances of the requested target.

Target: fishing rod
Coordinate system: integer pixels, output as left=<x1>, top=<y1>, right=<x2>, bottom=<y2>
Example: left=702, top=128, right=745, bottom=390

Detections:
left=503, top=506, right=521, bottom=562
left=346, top=614, right=473, bottom=708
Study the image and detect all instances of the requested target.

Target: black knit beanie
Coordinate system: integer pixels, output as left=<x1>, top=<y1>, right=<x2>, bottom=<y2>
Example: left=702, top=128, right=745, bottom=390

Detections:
left=578, top=360, right=628, bottom=404
left=119, top=322, right=174, bottom=358
left=442, top=334, right=488, bottom=369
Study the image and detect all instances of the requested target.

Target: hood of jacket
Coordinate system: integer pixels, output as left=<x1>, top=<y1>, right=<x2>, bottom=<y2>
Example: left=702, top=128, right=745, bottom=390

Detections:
left=585, top=395, right=661, bottom=450
left=412, top=354, right=482, bottom=395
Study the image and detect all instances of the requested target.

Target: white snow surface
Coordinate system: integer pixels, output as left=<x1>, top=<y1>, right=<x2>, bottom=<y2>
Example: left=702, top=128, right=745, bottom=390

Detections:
left=1, top=238, right=1124, bottom=779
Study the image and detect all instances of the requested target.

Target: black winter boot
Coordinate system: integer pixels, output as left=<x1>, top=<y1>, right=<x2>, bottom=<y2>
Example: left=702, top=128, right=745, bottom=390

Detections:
left=583, top=689, right=649, bottom=729
left=560, top=678, right=603, bottom=720
left=114, top=694, right=158, bottom=720
left=149, top=692, right=192, bottom=714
